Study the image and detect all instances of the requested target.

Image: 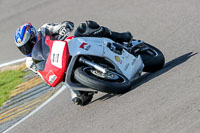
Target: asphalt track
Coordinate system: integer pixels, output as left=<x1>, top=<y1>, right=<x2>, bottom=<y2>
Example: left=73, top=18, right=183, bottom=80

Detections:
left=1, top=0, right=200, bottom=133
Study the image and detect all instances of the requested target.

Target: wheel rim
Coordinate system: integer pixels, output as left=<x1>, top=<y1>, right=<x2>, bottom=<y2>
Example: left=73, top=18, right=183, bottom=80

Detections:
left=143, top=43, right=159, bottom=57
left=145, top=48, right=159, bottom=57
left=83, top=67, right=127, bottom=83
left=135, top=43, right=159, bottom=57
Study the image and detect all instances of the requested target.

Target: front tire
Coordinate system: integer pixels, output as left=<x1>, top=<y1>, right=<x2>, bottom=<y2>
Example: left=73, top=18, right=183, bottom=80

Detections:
left=74, top=66, right=131, bottom=94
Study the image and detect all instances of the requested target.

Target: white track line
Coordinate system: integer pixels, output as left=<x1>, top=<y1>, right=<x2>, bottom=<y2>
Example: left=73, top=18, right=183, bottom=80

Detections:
left=0, top=58, right=25, bottom=68
left=4, top=86, right=66, bottom=133
left=0, top=59, right=66, bottom=133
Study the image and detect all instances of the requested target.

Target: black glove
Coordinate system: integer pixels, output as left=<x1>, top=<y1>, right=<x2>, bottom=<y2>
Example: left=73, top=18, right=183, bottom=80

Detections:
left=59, top=21, right=74, bottom=36
left=65, top=21, right=74, bottom=32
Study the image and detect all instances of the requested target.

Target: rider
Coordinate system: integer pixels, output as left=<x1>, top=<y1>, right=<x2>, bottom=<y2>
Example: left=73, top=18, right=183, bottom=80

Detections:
left=14, top=20, right=132, bottom=105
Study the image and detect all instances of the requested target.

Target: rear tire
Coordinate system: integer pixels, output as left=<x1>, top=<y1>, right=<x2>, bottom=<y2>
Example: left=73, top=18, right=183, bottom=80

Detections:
left=140, top=43, right=165, bottom=72
left=74, top=66, right=131, bottom=94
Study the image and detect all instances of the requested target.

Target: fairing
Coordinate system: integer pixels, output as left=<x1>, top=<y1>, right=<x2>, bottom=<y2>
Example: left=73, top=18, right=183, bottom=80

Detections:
left=66, top=37, right=144, bottom=82
left=32, top=36, right=70, bottom=87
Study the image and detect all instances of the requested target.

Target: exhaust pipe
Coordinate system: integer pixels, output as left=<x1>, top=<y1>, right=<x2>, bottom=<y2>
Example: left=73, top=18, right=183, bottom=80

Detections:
left=79, top=57, right=107, bottom=73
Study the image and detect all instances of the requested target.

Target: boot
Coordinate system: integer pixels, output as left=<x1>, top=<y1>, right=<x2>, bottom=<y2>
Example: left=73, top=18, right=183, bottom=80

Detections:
left=110, top=31, right=133, bottom=43
left=70, top=88, right=95, bottom=106
left=102, top=26, right=133, bottom=43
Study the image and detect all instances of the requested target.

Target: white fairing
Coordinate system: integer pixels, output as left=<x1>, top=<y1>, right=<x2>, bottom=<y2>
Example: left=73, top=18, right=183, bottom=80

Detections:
left=104, top=46, right=143, bottom=80
left=67, top=37, right=104, bottom=57
left=67, top=37, right=144, bottom=80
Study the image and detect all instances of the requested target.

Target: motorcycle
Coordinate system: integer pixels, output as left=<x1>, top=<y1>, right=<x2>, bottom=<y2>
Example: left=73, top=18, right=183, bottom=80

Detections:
left=31, top=33, right=165, bottom=100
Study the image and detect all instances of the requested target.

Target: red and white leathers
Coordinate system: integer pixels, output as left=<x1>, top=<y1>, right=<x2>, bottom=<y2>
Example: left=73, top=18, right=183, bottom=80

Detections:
left=25, top=21, right=74, bottom=73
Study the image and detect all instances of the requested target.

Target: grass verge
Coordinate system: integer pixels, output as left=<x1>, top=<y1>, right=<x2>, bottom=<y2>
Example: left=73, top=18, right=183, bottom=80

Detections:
left=0, top=70, right=27, bottom=106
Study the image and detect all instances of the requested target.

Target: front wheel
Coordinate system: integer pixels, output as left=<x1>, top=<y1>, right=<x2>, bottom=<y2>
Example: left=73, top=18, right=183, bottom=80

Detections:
left=74, top=66, right=131, bottom=94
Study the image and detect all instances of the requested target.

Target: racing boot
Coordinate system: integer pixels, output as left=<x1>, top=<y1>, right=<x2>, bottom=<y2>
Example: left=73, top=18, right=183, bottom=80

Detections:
left=72, top=97, right=82, bottom=105
left=70, top=88, right=95, bottom=106
left=108, top=30, right=133, bottom=44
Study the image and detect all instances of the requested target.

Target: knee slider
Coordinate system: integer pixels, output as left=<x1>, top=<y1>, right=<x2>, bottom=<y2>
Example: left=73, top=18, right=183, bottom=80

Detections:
left=77, top=23, right=86, bottom=33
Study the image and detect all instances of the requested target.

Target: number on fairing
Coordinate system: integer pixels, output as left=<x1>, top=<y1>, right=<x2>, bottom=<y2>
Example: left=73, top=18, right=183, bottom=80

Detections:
left=51, top=41, right=65, bottom=68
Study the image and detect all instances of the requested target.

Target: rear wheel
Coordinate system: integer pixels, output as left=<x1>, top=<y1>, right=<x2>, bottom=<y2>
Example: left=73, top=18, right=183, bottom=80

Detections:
left=134, top=43, right=165, bottom=72
left=74, top=66, right=131, bottom=94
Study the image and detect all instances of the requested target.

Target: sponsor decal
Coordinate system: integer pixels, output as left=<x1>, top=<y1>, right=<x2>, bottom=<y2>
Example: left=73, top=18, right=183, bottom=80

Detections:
left=52, top=53, right=60, bottom=63
left=115, top=56, right=122, bottom=64
left=80, top=42, right=88, bottom=48
left=115, top=56, right=120, bottom=62
left=49, top=75, right=57, bottom=84
left=46, top=70, right=57, bottom=84
left=80, top=42, right=91, bottom=50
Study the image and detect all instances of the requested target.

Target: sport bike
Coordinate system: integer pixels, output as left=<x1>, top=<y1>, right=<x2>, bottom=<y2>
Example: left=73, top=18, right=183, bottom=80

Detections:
left=32, top=34, right=165, bottom=96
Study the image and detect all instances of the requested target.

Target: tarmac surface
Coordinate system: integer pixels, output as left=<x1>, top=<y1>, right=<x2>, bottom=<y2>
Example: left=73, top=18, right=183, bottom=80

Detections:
left=0, top=0, right=200, bottom=133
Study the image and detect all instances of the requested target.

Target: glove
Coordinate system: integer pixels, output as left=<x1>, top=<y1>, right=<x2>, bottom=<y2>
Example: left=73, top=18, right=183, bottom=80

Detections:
left=59, top=21, right=74, bottom=36
left=59, top=26, right=67, bottom=36
left=65, top=21, right=74, bottom=32
left=26, top=57, right=38, bottom=74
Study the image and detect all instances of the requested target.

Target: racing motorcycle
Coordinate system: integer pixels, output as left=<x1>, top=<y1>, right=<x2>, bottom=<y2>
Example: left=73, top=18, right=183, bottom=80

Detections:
left=32, top=33, right=165, bottom=100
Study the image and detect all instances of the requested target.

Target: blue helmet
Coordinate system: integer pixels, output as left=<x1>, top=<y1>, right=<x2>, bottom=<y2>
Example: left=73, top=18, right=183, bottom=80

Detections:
left=14, top=23, right=38, bottom=56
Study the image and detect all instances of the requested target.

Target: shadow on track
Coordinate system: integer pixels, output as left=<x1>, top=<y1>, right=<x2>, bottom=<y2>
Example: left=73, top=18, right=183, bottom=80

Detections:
left=129, top=51, right=198, bottom=91
left=90, top=52, right=198, bottom=104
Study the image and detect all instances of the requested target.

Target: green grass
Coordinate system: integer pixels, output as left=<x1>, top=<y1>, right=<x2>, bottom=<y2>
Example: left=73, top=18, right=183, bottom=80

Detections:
left=0, top=70, right=27, bottom=107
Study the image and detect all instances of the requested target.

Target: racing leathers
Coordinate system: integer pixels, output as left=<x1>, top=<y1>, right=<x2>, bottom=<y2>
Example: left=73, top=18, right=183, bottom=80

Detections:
left=74, top=20, right=132, bottom=43
left=26, top=20, right=132, bottom=76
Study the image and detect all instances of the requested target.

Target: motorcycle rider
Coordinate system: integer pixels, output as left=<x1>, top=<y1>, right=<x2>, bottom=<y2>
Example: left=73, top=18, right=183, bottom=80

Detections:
left=14, top=20, right=132, bottom=105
